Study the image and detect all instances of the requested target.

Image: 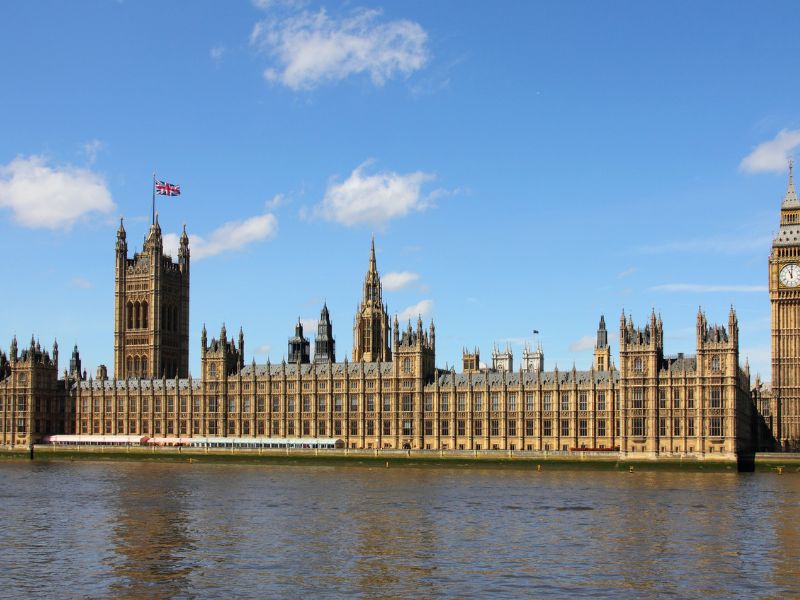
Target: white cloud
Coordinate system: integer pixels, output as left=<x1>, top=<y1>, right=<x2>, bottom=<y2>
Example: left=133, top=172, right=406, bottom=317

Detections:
left=314, top=161, right=434, bottom=227
left=383, top=271, right=419, bottom=291
left=299, top=318, right=318, bottom=333
left=252, top=0, right=306, bottom=9
left=164, top=213, right=278, bottom=261
left=569, top=335, right=595, bottom=352
left=397, top=299, right=433, bottom=322
left=740, top=129, right=800, bottom=173
left=0, top=155, right=115, bottom=229
left=250, top=8, right=428, bottom=90
left=265, top=193, right=286, bottom=210
left=82, top=139, right=104, bottom=164
left=649, top=284, right=767, bottom=293
left=69, top=276, right=93, bottom=289
left=254, top=344, right=272, bottom=356
left=210, top=45, right=226, bottom=62
left=617, top=267, right=638, bottom=279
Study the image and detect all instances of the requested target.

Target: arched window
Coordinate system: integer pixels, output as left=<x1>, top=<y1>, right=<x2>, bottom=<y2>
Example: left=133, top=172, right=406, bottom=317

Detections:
left=127, top=302, right=133, bottom=329
left=209, top=363, right=217, bottom=377
left=142, top=301, right=148, bottom=329
left=403, top=358, right=411, bottom=373
left=127, top=356, right=133, bottom=375
left=141, top=356, right=148, bottom=376
left=711, top=356, right=720, bottom=371
left=633, top=357, right=643, bottom=372
left=134, top=302, right=141, bottom=329
left=133, top=356, right=140, bottom=376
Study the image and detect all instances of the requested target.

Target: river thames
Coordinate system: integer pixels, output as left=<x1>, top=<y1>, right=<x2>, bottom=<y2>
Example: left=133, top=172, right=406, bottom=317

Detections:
left=0, top=461, right=797, bottom=598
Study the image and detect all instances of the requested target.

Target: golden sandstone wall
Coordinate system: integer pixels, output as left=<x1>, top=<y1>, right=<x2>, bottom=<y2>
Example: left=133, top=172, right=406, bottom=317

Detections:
left=3, top=188, right=788, bottom=457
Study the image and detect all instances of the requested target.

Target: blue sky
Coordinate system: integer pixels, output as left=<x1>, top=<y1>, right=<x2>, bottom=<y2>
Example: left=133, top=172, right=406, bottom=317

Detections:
left=1, top=0, right=798, bottom=381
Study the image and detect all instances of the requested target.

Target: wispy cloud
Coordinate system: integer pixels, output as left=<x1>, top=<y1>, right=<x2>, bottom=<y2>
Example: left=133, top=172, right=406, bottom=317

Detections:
left=265, top=193, right=287, bottom=210
left=649, top=283, right=767, bottom=293
left=0, top=155, right=115, bottom=229
left=740, top=128, right=800, bottom=173
left=313, top=160, right=435, bottom=227
left=637, top=234, right=771, bottom=255
left=569, top=335, right=595, bottom=352
left=253, top=343, right=272, bottom=357
left=82, top=139, right=104, bottom=164
left=210, top=45, right=226, bottom=62
left=299, top=318, right=318, bottom=333
left=397, top=299, right=433, bottom=321
left=164, top=212, right=278, bottom=260
left=69, top=276, right=93, bottom=289
left=617, top=267, right=638, bottom=279
left=252, top=0, right=306, bottom=9
left=250, top=7, right=428, bottom=90
left=383, top=271, right=420, bottom=291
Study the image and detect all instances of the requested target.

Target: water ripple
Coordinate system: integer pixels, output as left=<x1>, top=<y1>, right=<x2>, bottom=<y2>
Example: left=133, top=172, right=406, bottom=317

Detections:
left=0, top=463, right=797, bottom=598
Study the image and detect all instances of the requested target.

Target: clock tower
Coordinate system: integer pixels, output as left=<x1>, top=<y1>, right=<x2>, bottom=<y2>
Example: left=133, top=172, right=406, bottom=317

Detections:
left=770, top=160, right=800, bottom=450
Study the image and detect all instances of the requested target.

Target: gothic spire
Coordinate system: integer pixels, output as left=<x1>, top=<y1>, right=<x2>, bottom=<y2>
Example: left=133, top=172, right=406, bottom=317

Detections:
left=783, top=159, right=799, bottom=209
left=596, top=314, right=608, bottom=349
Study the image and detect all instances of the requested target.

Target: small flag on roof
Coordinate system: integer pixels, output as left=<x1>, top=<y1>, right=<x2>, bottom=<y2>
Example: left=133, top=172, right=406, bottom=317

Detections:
left=155, top=180, right=181, bottom=196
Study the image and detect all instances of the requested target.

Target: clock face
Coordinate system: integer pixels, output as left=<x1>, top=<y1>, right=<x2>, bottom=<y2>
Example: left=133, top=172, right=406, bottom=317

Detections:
left=780, top=263, right=800, bottom=287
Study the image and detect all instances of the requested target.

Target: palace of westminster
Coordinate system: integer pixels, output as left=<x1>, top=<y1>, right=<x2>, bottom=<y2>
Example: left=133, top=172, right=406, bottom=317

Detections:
left=2, top=169, right=800, bottom=456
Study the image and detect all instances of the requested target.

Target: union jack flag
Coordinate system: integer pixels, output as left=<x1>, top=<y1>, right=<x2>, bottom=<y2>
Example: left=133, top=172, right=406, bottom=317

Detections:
left=155, top=180, right=181, bottom=196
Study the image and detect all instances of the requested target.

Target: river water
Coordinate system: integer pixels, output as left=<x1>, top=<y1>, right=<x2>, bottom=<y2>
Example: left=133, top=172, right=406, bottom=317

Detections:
left=0, top=461, right=797, bottom=599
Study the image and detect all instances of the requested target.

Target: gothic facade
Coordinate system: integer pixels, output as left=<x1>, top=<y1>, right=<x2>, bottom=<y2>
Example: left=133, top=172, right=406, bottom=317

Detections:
left=0, top=219, right=759, bottom=457
left=114, top=217, right=190, bottom=380
left=764, top=162, right=800, bottom=450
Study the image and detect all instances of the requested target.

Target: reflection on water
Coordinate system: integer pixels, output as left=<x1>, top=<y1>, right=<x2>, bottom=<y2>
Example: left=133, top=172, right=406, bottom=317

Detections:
left=107, top=465, right=194, bottom=598
left=0, top=462, right=798, bottom=598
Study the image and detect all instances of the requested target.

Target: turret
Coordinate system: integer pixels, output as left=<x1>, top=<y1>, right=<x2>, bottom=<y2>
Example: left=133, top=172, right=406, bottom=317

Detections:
left=10, top=335, right=17, bottom=362
left=179, top=223, right=190, bottom=265
left=492, top=343, right=513, bottom=373
left=594, top=315, right=611, bottom=371
left=314, top=302, right=336, bottom=364
left=696, top=307, right=706, bottom=347
left=288, top=319, right=310, bottom=364
left=201, top=323, right=207, bottom=355
left=70, top=344, right=81, bottom=379
left=52, top=339, right=58, bottom=370
left=239, top=326, right=245, bottom=370
left=463, top=347, right=481, bottom=372
left=116, top=217, right=127, bottom=254
left=728, top=305, right=739, bottom=346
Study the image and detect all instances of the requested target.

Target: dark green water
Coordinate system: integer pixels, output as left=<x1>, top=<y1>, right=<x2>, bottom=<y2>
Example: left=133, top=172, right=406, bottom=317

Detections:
left=0, top=462, right=797, bottom=598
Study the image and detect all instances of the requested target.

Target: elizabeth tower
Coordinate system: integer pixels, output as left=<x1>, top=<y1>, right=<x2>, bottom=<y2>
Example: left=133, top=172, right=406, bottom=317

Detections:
left=770, top=161, right=800, bottom=449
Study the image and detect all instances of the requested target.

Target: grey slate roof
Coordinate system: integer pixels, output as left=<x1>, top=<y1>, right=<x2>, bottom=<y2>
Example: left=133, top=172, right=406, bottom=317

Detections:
left=774, top=225, right=800, bottom=247
left=663, top=355, right=697, bottom=373
left=74, top=378, right=202, bottom=392
left=430, top=369, right=619, bottom=388
left=239, top=361, right=394, bottom=378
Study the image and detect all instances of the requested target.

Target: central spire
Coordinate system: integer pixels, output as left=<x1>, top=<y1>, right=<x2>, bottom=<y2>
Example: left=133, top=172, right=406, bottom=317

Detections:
left=353, top=237, right=391, bottom=362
